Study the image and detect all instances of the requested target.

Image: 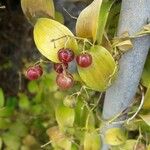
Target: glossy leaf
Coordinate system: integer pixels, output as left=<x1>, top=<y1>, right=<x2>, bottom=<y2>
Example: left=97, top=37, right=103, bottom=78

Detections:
left=21, top=0, right=55, bottom=24
left=105, top=128, right=126, bottom=146
left=0, top=88, right=4, bottom=108
left=34, top=18, right=78, bottom=62
left=77, top=45, right=117, bottom=91
left=76, top=0, right=114, bottom=43
left=84, top=131, right=101, bottom=150
left=55, top=103, right=75, bottom=128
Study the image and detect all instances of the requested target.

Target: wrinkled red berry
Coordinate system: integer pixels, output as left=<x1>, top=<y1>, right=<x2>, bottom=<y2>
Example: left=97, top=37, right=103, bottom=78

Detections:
left=76, top=53, right=92, bottom=68
left=56, top=73, right=74, bottom=90
left=54, top=63, right=68, bottom=74
left=26, top=65, right=43, bottom=80
left=58, top=48, right=74, bottom=63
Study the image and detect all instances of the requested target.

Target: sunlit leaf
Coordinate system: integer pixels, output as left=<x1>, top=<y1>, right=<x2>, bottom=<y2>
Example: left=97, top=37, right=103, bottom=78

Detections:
left=21, top=0, right=55, bottom=24
left=76, top=0, right=102, bottom=42
left=0, top=88, right=4, bottom=108
left=34, top=18, right=78, bottom=62
left=105, top=128, right=126, bottom=146
left=55, top=103, right=75, bottom=128
left=76, top=0, right=114, bottom=43
left=77, top=45, right=117, bottom=91
left=111, top=140, right=137, bottom=150
left=84, top=131, right=101, bottom=150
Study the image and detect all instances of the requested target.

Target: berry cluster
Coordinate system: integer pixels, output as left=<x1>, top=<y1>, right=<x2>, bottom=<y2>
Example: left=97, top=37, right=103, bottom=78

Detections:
left=26, top=48, right=92, bottom=90
left=54, top=48, right=92, bottom=90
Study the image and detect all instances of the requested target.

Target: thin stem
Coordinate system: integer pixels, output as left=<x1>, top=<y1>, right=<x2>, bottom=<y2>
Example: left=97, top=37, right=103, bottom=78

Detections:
left=126, top=85, right=144, bottom=124
left=63, top=7, right=78, bottom=20
left=41, top=141, right=52, bottom=148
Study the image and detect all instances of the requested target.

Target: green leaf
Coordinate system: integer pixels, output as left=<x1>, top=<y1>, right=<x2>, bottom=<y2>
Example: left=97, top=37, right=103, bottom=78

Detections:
left=77, top=45, right=117, bottom=91
left=141, top=53, right=150, bottom=87
left=55, top=103, right=75, bottom=128
left=9, top=121, right=28, bottom=137
left=105, top=128, right=126, bottom=146
left=0, top=88, right=4, bottom=108
left=0, top=107, right=13, bottom=117
left=34, top=18, right=78, bottom=62
left=21, top=0, right=55, bottom=24
left=84, top=131, right=101, bottom=150
left=0, top=118, right=10, bottom=129
left=0, top=137, right=2, bottom=149
left=27, top=81, right=39, bottom=93
left=55, top=11, right=64, bottom=24
left=18, top=93, right=30, bottom=110
left=2, top=132, right=21, bottom=150
left=143, top=85, right=150, bottom=109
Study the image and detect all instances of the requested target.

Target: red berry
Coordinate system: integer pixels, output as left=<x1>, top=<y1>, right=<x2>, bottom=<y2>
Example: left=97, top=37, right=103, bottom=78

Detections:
left=54, top=63, right=68, bottom=74
left=76, top=53, right=92, bottom=68
left=56, top=73, right=74, bottom=90
left=58, top=48, right=74, bottom=63
left=26, top=65, right=43, bottom=80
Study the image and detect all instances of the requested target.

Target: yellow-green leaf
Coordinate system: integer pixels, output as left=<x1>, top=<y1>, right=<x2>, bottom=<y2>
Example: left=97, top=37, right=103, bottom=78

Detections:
left=76, top=0, right=102, bottom=42
left=84, top=131, right=101, bottom=150
left=76, top=0, right=114, bottom=43
left=105, top=128, right=126, bottom=146
left=140, top=114, right=150, bottom=126
left=55, top=11, right=64, bottom=24
left=34, top=18, right=78, bottom=62
left=111, top=140, right=137, bottom=150
left=0, top=88, right=4, bottom=108
left=0, top=138, right=2, bottom=149
left=77, top=45, right=117, bottom=91
left=143, top=86, right=150, bottom=109
left=21, top=0, right=55, bottom=24
left=141, top=53, right=150, bottom=87
left=55, top=103, right=75, bottom=128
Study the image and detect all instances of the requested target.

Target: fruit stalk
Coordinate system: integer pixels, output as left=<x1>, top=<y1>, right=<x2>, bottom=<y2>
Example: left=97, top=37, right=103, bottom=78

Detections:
left=101, top=0, right=150, bottom=149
